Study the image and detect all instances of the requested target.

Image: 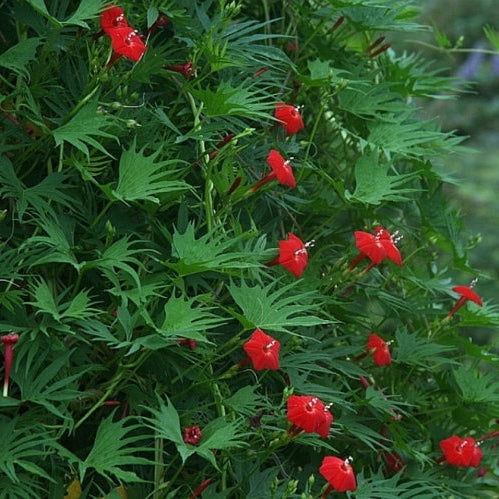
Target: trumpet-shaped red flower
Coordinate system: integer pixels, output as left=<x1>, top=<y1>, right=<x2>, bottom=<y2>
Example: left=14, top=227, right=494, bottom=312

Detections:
left=446, top=280, right=483, bottom=319
left=243, top=329, right=280, bottom=370
left=166, top=61, right=194, bottom=79
left=109, top=27, right=146, bottom=62
left=348, top=226, right=402, bottom=272
left=183, top=425, right=203, bottom=446
left=2, top=333, right=19, bottom=397
left=367, top=333, right=392, bottom=366
left=287, top=395, right=333, bottom=438
left=384, top=450, right=405, bottom=474
left=274, top=102, right=304, bottom=135
left=266, top=233, right=310, bottom=278
left=319, top=456, right=357, bottom=495
left=440, top=435, right=483, bottom=467
left=250, top=149, right=296, bottom=191
left=100, top=5, right=128, bottom=34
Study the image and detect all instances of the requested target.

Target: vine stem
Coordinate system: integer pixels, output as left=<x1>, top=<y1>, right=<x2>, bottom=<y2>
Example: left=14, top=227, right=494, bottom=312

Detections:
left=74, top=350, right=150, bottom=430
left=405, top=39, right=499, bottom=56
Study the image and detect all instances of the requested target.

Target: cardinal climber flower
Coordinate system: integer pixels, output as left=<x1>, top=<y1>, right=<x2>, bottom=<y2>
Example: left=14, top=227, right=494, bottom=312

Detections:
left=319, top=456, right=357, bottom=495
left=109, top=27, right=146, bottom=62
left=250, top=149, right=296, bottom=192
left=274, top=102, right=304, bottom=135
left=348, top=226, right=402, bottom=272
left=183, top=425, right=203, bottom=446
left=367, top=333, right=392, bottom=366
left=266, top=233, right=310, bottom=278
left=446, top=279, right=483, bottom=319
left=439, top=435, right=483, bottom=467
left=243, top=329, right=281, bottom=370
left=2, top=333, right=19, bottom=397
left=287, top=395, right=333, bottom=438
left=100, top=5, right=128, bottom=34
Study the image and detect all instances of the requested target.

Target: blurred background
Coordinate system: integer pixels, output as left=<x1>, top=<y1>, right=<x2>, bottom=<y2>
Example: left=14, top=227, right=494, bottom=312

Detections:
left=408, top=0, right=499, bottom=348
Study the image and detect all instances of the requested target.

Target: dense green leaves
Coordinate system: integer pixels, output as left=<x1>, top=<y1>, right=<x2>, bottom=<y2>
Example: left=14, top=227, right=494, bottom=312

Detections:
left=0, top=0, right=497, bottom=496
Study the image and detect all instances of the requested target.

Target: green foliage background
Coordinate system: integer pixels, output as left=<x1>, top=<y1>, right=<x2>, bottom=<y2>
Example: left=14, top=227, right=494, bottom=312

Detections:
left=0, top=0, right=497, bottom=498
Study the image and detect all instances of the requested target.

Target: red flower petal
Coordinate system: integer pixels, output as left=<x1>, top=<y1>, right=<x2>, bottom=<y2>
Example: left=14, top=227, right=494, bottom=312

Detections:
left=354, top=230, right=386, bottom=264
left=367, top=333, right=392, bottom=366
left=440, top=435, right=482, bottom=467
left=243, top=329, right=281, bottom=370
left=101, top=5, right=128, bottom=34
left=319, top=456, right=357, bottom=492
left=274, top=102, right=304, bottom=135
left=452, top=286, right=483, bottom=306
left=110, top=27, right=146, bottom=62
left=277, top=233, right=308, bottom=278
left=316, top=405, right=334, bottom=438
left=287, top=395, right=331, bottom=436
left=376, top=226, right=403, bottom=266
left=267, top=149, right=296, bottom=188
left=183, top=425, right=203, bottom=446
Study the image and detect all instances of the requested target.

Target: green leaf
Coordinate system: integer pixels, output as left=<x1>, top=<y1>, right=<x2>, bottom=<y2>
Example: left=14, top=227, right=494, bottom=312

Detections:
left=344, top=150, right=420, bottom=205
left=394, top=328, right=456, bottom=367
left=25, top=0, right=61, bottom=27
left=52, top=99, right=116, bottom=157
left=15, top=348, right=85, bottom=422
left=0, top=38, right=42, bottom=79
left=483, top=25, right=499, bottom=50
left=157, top=292, right=225, bottom=339
left=111, top=138, right=190, bottom=204
left=432, top=23, right=452, bottom=48
left=62, top=0, right=108, bottom=29
left=308, top=58, right=333, bottom=82
left=79, top=415, right=153, bottom=483
left=453, top=367, right=499, bottom=404
left=0, top=417, right=58, bottom=485
left=228, top=279, right=329, bottom=333
left=168, top=222, right=263, bottom=275
left=191, top=80, right=272, bottom=120
left=0, top=156, right=77, bottom=221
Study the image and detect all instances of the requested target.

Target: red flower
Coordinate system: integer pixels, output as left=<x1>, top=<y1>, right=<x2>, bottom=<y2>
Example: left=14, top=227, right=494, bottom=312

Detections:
left=243, top=329, right=280, bottom=370
left=384, top=450, right=405, bottom=474
left=178, top=338, right=197, bottom=350
left=100, top=5, right=128, bottom=34
left=2, top=333, right=19, bottom=397
left=446, top=280, right=483, bottom=319
left=319, top=456, right=357, bottom=494
left=166, top=61, right=194, bottom=79
left=367, top=333, right=392, bottom=366
left=274, top=102, right=304, bottom=135
left=375, top=226, right=402, bottom=266
left=266, top=233, right=309, bottom=278
left=439, top=435, right=483, bottom=467
left=286, top=395, right=333, bottom=438
left=109, top=27, right=146, bottom=62
left=348, top=226, right=402, bottom=272
left=250, top=149, right=296, bottom=192
left=183, top=425, right=203, bottom=446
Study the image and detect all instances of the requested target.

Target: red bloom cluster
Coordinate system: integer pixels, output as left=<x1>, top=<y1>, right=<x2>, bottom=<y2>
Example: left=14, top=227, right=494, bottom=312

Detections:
left=366, top=333, right=392, bottom=366
left=440, top=435, right=483, bottom=467
left=266, top=233, right=309, bottom=278
left=349, top=226, right=402, bottom=272
left=286, top=394, right=333, bottom=438
left=100, top=5, right=146, bottom=63
left=243, top=329, right=280, bottom=370
left=183, top=425, right=203, bottom=446
left=274, top=103, right=304, bottom=135
left=319, top=456, right=357, bottom=495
